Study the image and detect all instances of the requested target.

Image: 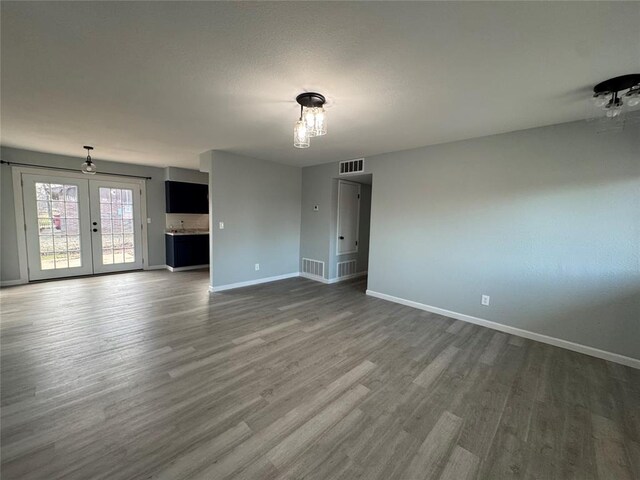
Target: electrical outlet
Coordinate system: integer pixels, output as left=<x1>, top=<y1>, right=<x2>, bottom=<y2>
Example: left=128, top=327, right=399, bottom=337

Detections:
left=219, top=222, right=224, bottom=229
left=481, top=295, right=490, bottom=306
left=255, top=263, right=260, bottom=271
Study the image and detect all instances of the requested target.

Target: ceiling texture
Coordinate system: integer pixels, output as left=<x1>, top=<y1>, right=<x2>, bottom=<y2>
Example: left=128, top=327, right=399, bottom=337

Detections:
left=1, top=1, right=639, bottom=169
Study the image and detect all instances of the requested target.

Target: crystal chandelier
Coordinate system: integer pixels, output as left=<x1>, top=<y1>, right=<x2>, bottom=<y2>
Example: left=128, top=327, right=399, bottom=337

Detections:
left=591, top=74, right=640, bottom=119
left=293, top=92, right=327, bottom=149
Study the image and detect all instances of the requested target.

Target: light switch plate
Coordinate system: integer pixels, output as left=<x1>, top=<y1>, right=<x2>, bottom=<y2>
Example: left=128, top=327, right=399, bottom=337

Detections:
left=481, top=295, right=490, bottom=306
left=219, top=222, right=224, bottom=229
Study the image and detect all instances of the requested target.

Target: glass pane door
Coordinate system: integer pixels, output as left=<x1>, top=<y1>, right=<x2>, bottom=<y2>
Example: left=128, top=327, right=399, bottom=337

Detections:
left=89, top=180, right=143, bottom=273
left=22, top=174, right=94, bottom=280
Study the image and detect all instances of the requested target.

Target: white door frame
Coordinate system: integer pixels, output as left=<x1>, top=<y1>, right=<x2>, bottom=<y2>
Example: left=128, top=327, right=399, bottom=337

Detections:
left=336, top=179, right=361, bottom=256
left=22, top=173, right=95, bottom=280
left=11, top=166, right=150, bottom=283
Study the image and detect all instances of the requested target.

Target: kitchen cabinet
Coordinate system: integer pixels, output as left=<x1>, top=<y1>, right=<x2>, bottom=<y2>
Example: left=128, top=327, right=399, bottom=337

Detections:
left=165, top=234, right=209, bottom=268
left=165, top=181, right=208, bottom=213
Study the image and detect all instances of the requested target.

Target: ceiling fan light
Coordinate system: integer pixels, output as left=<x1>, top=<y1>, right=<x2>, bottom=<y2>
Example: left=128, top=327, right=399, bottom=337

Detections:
left=293, top=119, right=310, bottom=148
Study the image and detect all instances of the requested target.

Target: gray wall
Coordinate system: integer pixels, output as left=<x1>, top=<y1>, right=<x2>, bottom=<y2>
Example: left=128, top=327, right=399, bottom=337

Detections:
left=205, top=150, right=302, bottom=288
left=300, top=164, right=372, bottom=279
left=0, top=146, right=174, bottom=281
left=301, top=119, right=639, bottom=360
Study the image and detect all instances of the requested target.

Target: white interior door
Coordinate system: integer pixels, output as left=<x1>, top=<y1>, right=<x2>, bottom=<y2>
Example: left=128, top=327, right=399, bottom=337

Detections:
left=337, top=180, right=361, bottom=255
left=89, top=180, right=143, bottom=273
left=22, top=174, right=94, bottom=280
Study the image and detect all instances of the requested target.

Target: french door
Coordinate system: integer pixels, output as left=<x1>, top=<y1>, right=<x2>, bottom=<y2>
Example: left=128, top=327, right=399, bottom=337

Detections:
left=22, top=173, right=143, bottom=281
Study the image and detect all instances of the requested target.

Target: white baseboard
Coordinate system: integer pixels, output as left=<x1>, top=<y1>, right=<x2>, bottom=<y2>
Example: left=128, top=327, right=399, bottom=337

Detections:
left=366, top=289, right=640, bottom=370
left=329, top=271, right=368, bottom=284
left=209, top=272, right=300, bottom=292
left=167, top=264, right=209, bottom=272
left=300, top=270, right=368, bottom=285
left=0, top=278, right=28, bottom=287
left=300, top=272, right=329, bottom=284
left=145, top=264, right=168, bottom=271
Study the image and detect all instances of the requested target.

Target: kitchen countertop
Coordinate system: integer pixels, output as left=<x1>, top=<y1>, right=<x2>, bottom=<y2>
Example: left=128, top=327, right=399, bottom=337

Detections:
left=165, top=230, right=209, bottom=236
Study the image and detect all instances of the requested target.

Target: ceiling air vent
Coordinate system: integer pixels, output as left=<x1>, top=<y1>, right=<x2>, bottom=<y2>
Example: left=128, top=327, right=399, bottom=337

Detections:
left=339, top=158, right=364, bottom=175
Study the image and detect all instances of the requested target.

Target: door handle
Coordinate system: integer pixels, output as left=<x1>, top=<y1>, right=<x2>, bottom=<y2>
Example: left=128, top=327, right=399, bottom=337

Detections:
left=92, top=222, right=97, bottom=226
left=92, top=228, right=98, bottom=232
left=339, top=236, right=344, bottom=240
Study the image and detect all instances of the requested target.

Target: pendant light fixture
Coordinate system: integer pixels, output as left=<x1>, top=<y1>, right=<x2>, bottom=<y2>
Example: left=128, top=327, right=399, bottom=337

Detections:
left=591, top=74, right=640, bottom=119
left=293, top=92, right=327, bottom=148
left=81, top=146, right=97, bottom=174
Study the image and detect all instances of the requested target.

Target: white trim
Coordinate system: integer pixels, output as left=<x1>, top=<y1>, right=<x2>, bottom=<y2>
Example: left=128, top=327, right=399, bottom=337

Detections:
left=300, top=272, right=329, bottom=284
left=11, top=168, right=29, bottom=284
left=167, top=264, right=209, bottom=272
left=329, top=271, right=367, bottom=283
left=366, top=289, right=640, bottom=370
left=0, top=279, right=28, bottom=287
left=336, top=180, right=361, bottom=256
left=209, top=272, right=299, bottom=292
left=138, top=181, right=150, bottom=271
left=301, top=270, right=367, bottom=285
left=145, top=264, right=168, bottom=270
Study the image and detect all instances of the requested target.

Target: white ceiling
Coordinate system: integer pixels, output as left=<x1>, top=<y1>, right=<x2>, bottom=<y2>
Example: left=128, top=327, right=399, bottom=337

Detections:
left=1, top=2, right=638, bottom=169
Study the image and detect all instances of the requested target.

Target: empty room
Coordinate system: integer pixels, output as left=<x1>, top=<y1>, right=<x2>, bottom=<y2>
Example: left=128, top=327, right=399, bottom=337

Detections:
left=1, top=2, right=639, bottom=479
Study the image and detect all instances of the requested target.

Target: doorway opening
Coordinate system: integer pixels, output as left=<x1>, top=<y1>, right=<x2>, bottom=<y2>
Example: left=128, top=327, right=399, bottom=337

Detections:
left=334, top=174, right=372, bottom=287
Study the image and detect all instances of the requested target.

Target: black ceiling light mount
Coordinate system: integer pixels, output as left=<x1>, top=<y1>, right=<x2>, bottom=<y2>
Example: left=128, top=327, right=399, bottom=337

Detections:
left=293, top=92, right=328, bottom=149
left=81, top=145, right=97, bottom=175
left=296, top=92, right=326, bottom=109
left=592, top=74, right=640, bottom=118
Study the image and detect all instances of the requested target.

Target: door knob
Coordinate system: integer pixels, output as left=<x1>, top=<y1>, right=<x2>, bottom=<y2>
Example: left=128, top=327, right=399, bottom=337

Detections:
left=92, top=228, right=98, bottom=232
left=92, top=221, right=97, bottom=226
left=339, top=236, right=344, bottom=240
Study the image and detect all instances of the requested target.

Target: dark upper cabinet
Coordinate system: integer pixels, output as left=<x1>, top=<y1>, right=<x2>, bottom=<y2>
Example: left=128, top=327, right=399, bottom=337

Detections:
left=165, top=181, right=208, bottom=213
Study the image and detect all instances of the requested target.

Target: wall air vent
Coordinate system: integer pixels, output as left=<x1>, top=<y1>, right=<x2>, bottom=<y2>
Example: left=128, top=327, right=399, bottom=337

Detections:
left=301, top=258, right=325, bottom=280
left=339, top=158, right=365, bottom=175
left=337, top=260, right=357, bottom=278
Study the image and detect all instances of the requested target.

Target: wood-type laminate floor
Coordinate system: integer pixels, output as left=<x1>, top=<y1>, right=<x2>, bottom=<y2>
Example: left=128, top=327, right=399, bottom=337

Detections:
left=1, top=270, right=638, bottom=479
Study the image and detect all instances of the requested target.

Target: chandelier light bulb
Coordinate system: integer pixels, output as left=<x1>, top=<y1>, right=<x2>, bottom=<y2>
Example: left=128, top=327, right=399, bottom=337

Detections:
left=303, top=107, right=317, bottom=137
left=293, top=119, right=310, bottom=148
left=624, top=88, right=640, bottom=107
left=591, top=92, right=611, bottom=108
left=313, top=107, right=327, bottom=136
left=604, top=102, right=622, bottom=118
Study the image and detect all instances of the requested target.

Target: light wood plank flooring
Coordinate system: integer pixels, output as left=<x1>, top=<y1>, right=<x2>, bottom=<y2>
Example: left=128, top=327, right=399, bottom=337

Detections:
left=1, top=270, right=638, bottom=479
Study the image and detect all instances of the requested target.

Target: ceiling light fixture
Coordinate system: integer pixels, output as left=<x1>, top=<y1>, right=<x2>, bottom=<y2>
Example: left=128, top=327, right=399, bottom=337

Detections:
left=591, top=74, right=640, bottom=119
left=81, top=146, right=97, bottom=174
left=293, top=92, right=327, bottom=149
